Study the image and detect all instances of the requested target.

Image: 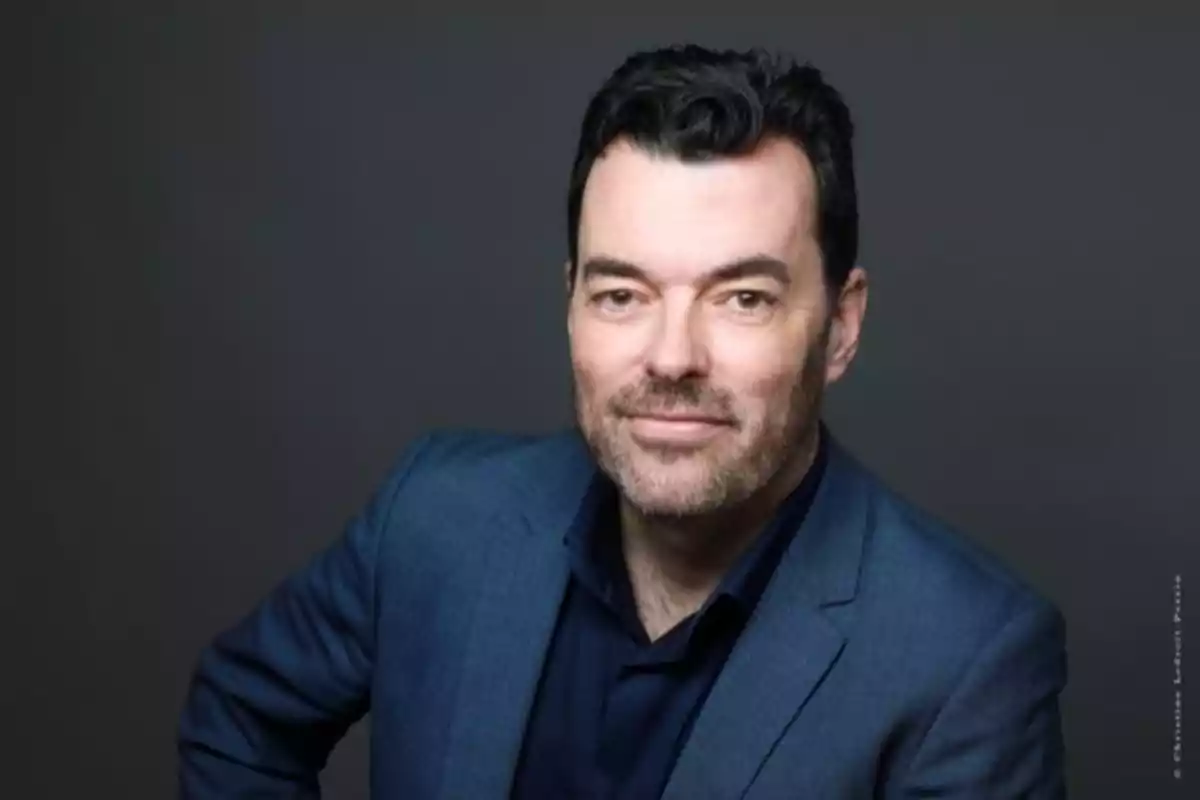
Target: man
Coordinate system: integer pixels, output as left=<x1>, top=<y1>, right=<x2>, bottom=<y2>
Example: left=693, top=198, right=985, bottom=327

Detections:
left=178, top=44, right=1067, bottom=798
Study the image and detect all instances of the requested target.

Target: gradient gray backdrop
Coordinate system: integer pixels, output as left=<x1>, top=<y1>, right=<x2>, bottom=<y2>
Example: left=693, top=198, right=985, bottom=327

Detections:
left=14, top=6, right=1198, bottom=799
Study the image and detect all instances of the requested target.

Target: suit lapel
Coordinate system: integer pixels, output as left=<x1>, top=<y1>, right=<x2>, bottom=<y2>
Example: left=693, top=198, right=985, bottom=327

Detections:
left=437, top=432, right=596, bottom=800
left=662, top=603, right=846, bottom=800
left=661, top=435, right=870, bottom=800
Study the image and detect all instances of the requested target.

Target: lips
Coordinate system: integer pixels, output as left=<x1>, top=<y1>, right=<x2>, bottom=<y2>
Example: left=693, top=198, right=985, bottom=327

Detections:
left=625, top=413, right=731, bottom=445
left=633, top=412, right=730, bottom=425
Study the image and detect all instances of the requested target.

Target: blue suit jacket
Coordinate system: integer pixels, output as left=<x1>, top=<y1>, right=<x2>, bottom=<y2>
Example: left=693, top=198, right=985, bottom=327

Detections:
left=178, top=427, right=1067, bottom=798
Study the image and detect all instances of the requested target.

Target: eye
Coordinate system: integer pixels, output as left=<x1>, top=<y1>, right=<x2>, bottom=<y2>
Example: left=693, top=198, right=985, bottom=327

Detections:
left=590, top=288, right=641, bottom=314
left=722, top=290, right=779, bottom=314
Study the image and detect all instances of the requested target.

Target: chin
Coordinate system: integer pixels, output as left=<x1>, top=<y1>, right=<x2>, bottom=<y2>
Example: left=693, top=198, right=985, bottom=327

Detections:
left=619, top=463, right=728, bottom=517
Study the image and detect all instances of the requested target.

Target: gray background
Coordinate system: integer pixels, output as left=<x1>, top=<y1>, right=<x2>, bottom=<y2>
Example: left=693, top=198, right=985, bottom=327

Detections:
left=13, top=5, right=1198, bottom=798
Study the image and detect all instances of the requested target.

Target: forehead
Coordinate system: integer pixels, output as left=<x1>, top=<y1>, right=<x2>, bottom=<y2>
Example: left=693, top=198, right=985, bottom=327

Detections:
left=577, top=137, right=818, bottom=280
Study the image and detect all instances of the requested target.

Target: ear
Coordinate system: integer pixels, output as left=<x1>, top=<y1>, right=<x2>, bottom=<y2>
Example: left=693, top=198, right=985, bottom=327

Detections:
left=824, top=265, right=868, bottom=385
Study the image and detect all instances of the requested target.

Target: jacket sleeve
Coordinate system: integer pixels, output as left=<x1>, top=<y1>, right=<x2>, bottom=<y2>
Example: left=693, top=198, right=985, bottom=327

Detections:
left=177, top=434, right=434, bottom=798
left=900, top=595, right=1069, bottom=798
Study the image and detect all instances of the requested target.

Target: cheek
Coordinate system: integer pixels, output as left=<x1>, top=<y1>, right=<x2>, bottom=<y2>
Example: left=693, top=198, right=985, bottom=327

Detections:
left=570, top=321, right=644, bottom=382
left=709, top=332, right=805, bottom=407
left=571, top=333, right=625, bottom=411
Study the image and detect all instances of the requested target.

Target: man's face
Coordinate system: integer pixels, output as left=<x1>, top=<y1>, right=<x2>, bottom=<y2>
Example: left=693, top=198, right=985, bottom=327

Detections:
left=569, top=137, right=834, bottom=518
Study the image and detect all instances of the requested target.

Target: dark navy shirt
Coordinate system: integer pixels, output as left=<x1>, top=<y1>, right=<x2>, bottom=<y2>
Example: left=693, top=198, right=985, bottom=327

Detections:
left=510, top=432, right=828, bottom=800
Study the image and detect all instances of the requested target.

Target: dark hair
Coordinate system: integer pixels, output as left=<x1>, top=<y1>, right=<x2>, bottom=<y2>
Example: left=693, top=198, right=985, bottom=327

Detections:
left=566, top=44, right=858, bottom=295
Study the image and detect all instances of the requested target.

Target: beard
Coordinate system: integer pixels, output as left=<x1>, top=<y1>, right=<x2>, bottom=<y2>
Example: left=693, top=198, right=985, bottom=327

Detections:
left=573, top=334, right=828, bottom=520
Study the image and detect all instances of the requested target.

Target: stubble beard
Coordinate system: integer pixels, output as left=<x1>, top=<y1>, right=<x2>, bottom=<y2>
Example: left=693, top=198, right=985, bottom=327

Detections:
left=574, top=344, right=827, bottom=521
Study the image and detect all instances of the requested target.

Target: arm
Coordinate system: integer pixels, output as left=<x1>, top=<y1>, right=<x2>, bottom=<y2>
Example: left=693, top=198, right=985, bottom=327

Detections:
left=177, top=434, right=433, bottom=798
left=901, top=596, right=1069, bottom=799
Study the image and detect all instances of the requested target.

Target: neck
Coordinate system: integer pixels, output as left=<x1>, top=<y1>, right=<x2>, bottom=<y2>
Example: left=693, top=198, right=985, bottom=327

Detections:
left=618, top=426, right=822, bottom=603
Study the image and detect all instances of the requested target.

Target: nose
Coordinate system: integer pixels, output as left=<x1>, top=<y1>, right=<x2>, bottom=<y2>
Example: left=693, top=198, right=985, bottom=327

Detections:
left=644, top=303, right=709, bottom=380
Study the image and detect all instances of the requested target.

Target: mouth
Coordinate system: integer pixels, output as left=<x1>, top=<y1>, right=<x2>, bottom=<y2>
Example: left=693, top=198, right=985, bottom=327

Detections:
left=624, top=413, right=732, bottom=445
left=634, top=411, right=730, bottom=423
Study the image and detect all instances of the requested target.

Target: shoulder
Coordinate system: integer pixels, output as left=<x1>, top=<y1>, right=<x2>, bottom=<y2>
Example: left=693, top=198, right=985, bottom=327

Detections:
left=368, top=425, right=590, bottom=542
left=360, top=427, right=586, bottom=586
left=817, top=443, right=1067, bottom=786
left=831, top=442, right=1064, bottom=661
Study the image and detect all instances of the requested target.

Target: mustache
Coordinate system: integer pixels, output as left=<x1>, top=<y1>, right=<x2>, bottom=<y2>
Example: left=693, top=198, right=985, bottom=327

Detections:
left=608, top=378, right=737, bottom=423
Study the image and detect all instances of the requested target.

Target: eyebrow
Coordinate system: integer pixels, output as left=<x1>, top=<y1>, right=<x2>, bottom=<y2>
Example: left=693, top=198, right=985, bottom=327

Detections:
left=578, top=254, right=793, bottom=288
